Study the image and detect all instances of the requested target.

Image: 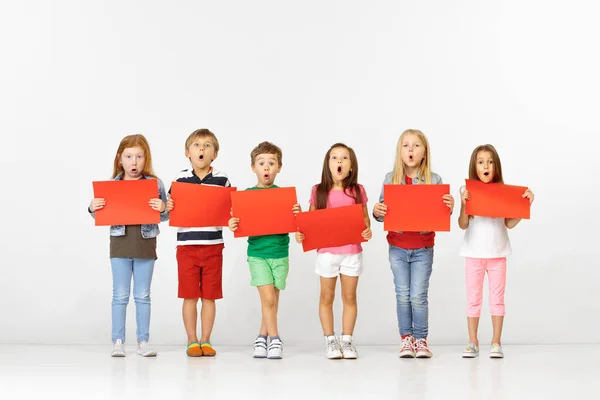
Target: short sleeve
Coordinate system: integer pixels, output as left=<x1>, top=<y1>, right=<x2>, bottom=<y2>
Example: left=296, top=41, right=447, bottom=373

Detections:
left=309, top=185, right=318, bottom=206
left=359, top=184, right=368, bottom=204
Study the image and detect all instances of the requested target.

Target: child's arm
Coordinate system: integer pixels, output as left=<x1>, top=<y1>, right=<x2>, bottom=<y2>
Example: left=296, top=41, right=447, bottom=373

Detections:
left=505, top=188, right=534, bottom=229
left=458, top=188, right=470, bottom=230
left=362, top=204, right=372, bottom=240
left=88, top=198, right=106, bottom=219
left=228, top=207, right=240, bottom=231
left=295, top=204, right=313, bottom=243
left=372, top=183, right=387, bottom=222
left=152, top=179, right=169, bottom=222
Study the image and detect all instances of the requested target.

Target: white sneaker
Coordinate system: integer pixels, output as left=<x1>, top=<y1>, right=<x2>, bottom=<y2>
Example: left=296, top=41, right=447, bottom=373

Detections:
left=415, top=338, right=433, bottom=358
left=253, top=336, right=267, bottom=358
left=111, top=339, right=125, bottom=357
left=325, top=335, right=342, bottom=359
left=340, top=335, right=358, bottom=359
left=267, top=338, right=283, bottom=359
left=490, top=343, right=504, bottom=358
left=136, top=341, right=157, bottom=357
left=399, top=336, right=415, bottom=358
left=462, top=343, right=479, bottom=358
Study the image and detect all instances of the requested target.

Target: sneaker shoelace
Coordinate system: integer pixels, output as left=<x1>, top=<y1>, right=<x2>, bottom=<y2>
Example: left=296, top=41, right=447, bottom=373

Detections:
left=415, top=339, right=429, bottom=352
left=340, top=340, right=356, bottom=353
left=401, top=337, right=414, bottom=351
left=327, top=339, right=340, bottom=353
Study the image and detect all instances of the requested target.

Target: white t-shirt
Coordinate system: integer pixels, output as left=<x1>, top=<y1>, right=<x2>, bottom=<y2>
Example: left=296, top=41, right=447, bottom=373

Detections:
left=459, top=216, right=512, bottom=258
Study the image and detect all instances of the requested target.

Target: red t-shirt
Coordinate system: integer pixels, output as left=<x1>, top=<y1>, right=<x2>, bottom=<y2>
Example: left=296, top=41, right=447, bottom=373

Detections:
left=386, top=175, right=435, bottom=249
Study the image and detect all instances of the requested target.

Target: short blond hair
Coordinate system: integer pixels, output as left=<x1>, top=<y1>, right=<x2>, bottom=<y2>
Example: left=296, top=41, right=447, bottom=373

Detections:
left=185, top=129, right=220, bottom=153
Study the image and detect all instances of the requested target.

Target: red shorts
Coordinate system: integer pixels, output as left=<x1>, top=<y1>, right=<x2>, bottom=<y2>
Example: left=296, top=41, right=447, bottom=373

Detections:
left=176, top=244, right=224, bottom=300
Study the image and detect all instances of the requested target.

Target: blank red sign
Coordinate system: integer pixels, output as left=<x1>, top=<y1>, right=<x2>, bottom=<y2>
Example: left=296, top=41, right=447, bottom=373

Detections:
left=231, top=187, right=298, bottom=237
left=169, top=182, right=236, bottom=227
left=383, top=184, right=451, bottom=232
left=296, top=204, right=366, bottom=252
left=92, top=179, right=160, bottom=226
left=465, top=179, right=530, bottom=219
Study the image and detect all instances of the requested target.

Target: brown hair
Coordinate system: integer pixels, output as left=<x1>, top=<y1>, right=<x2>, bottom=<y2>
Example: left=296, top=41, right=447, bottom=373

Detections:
left=250, top=141, right=283, bottom=165
left=391, top=129, right=432, bottom=184
left=185, top=129, right=220, bottom=153
left=112, top=134, right=156, bottom=179
left=468, top=144, right=504, bottom=183
left=315, top=143, right=362, bottom=210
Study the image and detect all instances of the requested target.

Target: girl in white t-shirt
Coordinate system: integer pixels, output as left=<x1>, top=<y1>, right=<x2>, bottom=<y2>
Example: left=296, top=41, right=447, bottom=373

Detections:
left=295, top=143, right=372, bottom=359
left=458, top=144, right=534, bottom=359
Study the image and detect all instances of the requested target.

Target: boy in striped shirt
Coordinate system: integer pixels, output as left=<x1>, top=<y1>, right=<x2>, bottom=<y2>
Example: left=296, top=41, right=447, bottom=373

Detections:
left=166, top=129, right=231, bottom=357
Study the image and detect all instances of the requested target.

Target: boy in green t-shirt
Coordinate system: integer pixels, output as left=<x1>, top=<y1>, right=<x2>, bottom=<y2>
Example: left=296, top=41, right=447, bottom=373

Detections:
left=228, top=141, right=300, bottom=359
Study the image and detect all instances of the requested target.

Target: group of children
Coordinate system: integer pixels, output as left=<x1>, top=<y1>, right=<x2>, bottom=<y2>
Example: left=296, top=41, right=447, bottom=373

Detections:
left=88, top=128, right=534, bottom=360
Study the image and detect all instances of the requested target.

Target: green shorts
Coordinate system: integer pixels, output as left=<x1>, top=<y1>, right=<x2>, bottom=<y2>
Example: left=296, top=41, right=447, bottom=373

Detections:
left=247, top=256, right=289, bottom=290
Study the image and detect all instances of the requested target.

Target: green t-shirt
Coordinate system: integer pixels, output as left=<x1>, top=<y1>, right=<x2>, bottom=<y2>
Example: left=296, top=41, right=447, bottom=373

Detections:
left=246, top=185, right=290, bottom=259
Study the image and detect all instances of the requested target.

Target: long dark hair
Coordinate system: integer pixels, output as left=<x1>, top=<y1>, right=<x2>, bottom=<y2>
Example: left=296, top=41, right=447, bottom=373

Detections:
left=468, top=144, right=504, bottom=183
left=315, top=143, right=362, bottom=210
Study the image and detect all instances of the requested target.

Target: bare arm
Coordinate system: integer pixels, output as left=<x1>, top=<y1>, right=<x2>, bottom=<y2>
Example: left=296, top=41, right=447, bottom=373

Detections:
left=458, top=188, right=470, bottom=230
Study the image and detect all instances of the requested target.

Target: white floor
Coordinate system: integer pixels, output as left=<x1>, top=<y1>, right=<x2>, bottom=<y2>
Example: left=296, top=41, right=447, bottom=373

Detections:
left=0, top=344, right=597, bottom=400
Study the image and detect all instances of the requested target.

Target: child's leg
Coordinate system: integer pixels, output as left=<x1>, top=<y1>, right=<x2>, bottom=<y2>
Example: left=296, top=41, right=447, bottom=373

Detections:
left=200, top=299, right=216, bottom=343
left=465, top=258, right=486, bottom=346
left=388, top=246, right=412, bottom=337
left=257, top=284, right=278, bottom=337
left=132, top=258, right=155, bottom=343
left=319, top=277, right=337, bottom=335
left=110, top=258, right=133, bottom=343
left=257, top=289, right=281, bottom=337
left=176, top=246, right=203, bottom=345
left=198, top=244, right=224, bottom=344
left=487, top=258, right=507, bottom=344
left=183, top=299, right=200, bottom=344
left=340, top=274, right=359, bottom=336
left=410, top=247, right=434, bottom=339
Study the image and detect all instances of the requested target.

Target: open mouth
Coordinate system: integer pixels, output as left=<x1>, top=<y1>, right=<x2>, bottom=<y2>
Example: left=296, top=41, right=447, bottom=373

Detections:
left=337, top=166, right=342, bottom=174
left=484, top=172, right=490, bottom=177
left=264, top=174, right=270, bottom=179
left=409, top=155, right=414, bottom=161
left=131, top=168, right=138, bottom=174
left=199, top=155, right=204, bottom=160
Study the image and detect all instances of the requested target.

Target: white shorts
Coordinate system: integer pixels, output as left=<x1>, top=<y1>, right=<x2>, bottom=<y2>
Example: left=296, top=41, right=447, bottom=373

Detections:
left=315, top=252, right=363, bottom=278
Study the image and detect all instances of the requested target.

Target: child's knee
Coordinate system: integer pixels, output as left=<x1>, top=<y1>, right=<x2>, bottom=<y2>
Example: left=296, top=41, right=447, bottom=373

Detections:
left=341, top=291, right=357, bottom=305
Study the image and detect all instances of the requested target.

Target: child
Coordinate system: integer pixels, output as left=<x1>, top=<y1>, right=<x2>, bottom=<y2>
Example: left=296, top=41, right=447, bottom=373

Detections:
left=458, top=144, right=534, bottom=359
left=88, top=134, right=169, bottom=357
left=228, top=141, right=300, bottom=359
left=295, top=143, right=372, bottom=359
left=372, top=129, right=454, bottom=358
left=166, top=129, right=231, bottom=357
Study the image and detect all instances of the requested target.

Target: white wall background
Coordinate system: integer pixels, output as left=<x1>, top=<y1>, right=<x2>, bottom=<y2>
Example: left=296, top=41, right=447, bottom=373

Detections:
left=0, top=0, right=598, bottom=346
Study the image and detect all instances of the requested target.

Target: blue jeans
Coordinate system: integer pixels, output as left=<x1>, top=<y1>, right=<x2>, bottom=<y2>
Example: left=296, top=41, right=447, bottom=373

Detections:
left=389, top=245, right=434, bottom=339
left=110, top=258, right=155, bottom=343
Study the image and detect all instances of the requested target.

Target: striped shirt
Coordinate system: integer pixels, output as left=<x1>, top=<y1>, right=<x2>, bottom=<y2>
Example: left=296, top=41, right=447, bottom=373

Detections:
left=169, top=167, right=231, bottom=246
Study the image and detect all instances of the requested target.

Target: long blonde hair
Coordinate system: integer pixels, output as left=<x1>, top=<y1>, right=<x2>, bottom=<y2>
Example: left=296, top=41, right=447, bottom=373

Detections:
left=111, top=134, right=156, bottom=178
left=391, top=129, right=432, bottom=184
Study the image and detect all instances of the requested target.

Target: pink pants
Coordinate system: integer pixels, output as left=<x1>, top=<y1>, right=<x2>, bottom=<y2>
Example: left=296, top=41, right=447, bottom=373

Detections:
left=465, top=257, right=507, bottom=317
